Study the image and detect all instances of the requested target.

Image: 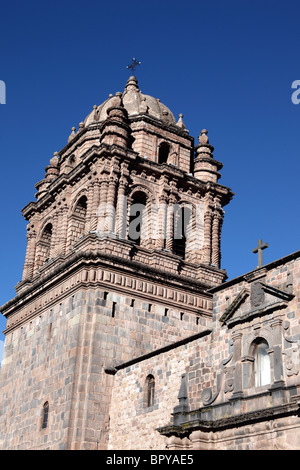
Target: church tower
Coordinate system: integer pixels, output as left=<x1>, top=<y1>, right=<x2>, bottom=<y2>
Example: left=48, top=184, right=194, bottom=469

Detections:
left=0, top=75, right=233, bottom=450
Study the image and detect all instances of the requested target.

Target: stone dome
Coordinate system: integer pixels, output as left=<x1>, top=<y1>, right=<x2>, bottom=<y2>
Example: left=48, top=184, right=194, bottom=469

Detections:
left=84, top=76, right=177, bottom=127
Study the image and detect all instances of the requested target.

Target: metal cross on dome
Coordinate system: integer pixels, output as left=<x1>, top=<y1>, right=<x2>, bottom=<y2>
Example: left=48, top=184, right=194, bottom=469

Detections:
left=126, top=58, right=141, bottom=76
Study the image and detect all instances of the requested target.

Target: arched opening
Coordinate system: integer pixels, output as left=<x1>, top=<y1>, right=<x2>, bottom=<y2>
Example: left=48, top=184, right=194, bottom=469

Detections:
left=158, top=142, right=170, bottom=164
left=35, top=223, right=53, bottom=270
left=146, top=375, right=155, bottom=408
left=128, top=191, right=148, bottom=246
left=41, top=224, right=52, bottom=260
left=174, top=205, right=192, bottom=258
left=74, top=195, right=87, bottom=220
left=252, top=338, right=271, bottom=387
left=41, top=401, right=49, bottom=430
left=67, top=195, right=88, bottom=250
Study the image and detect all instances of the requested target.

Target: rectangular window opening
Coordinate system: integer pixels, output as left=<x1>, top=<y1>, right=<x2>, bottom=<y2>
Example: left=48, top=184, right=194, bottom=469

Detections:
left=112, top=302, right=117, bottom=318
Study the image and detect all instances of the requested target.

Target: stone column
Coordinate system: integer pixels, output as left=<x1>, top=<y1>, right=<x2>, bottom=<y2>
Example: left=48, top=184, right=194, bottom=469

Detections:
left=105, top=176, right=117, bottom=233
left=203, top=208, right=213, bottom=264
left=58, top=200, right=69, bottom=256
left=211, top=209, right=223, bottom=268
left=88, top=180, right=101, bottom=232
left=115, top=179, right=127, bottom=239
left=155, top=195, right=167, bottom=250
left=22, top=226, right=37, bottom=280
left=50, top=210, right=60, bottom=259
left=126, top=194, right=133, bottom=240
left=166, top=196, right=176, bottom=252
left=97, top=177, right=109, bottom=234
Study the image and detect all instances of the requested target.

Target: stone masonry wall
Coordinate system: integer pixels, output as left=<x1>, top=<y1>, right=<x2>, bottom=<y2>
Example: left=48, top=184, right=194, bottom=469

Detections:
left=107, top=334, right=211, bottom=450
left=107, top=253, right=300, bottom=450
left=0, top=285, right=208, bottom=450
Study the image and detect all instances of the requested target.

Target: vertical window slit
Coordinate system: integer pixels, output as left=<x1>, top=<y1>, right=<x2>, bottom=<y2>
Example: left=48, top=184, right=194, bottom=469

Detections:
left=112, top=302, right=116, bottom=318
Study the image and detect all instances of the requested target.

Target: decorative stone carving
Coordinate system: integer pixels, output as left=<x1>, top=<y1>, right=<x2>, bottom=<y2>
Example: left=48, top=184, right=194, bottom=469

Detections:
left=282, top=321, right=300, bottom=377
left=250, top=281, right=265, bottom=307
left=201, top=340, right=234, bottom=405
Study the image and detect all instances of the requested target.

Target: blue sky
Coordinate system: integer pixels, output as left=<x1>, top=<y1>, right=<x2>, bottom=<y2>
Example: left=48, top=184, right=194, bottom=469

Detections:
left=0, top=0, right=299, bottom=354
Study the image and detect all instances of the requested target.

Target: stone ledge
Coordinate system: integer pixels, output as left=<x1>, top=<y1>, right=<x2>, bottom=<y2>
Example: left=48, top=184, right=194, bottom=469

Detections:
left=157, top=398, right=300, bottom=437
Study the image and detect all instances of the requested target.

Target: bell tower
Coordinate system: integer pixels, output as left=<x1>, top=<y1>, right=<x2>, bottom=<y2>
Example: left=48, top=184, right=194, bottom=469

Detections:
left=0, top=75, right=233, bottom=450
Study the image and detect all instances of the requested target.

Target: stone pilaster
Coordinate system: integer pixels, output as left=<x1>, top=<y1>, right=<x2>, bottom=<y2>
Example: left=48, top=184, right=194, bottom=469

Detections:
left=270, top=316, right=284, bottom=387
left=231, top=329, right=244, bottom=399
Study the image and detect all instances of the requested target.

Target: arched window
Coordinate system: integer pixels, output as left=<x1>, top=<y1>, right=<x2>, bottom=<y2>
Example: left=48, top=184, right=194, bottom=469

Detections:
left=128, top=191, right=148, bottom=246
left=35, top=223, right=53, bottom=270
left=74, top=196, right=87, bottom=222
left=69, top=154, right=76, bottom=166
left=146, top=375, right=155, bottom=408
left=174, top=205, right=192, bottom=258
left=67, top=195, right=88, bottom=250
left=41, top=401, right=49, bottom=430
left=158, top=142, right=170, bottom=164
left=41, top=224, right=52, bottom=261
left=253, top=338, right=271, bottom=387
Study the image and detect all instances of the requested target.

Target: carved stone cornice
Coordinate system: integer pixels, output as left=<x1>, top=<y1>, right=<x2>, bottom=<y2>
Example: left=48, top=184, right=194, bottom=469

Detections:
left=1, top=236, right=218, bottom=330
left=157, top=395, right=300, bottom=437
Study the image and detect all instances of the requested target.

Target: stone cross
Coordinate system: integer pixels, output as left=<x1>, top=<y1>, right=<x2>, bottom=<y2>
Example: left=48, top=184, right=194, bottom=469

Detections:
left=252, top=239, right=269, bottom=268
left=126, top=57, right=141, bottom=76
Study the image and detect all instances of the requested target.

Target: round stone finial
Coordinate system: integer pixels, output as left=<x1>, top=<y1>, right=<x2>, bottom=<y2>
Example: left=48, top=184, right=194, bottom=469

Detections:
left=124, top=75, right=139, bottom=92
left=176, top=113, right=187, bottom=130
left=46, top=152, right=60, bottom=179
left=68, top=127, right=76, bottom=143
left=50, top=156, right=59, bottom=167
left=50, top=151, right=59, bottom=166
left=198, top=129, right=209, bottom=145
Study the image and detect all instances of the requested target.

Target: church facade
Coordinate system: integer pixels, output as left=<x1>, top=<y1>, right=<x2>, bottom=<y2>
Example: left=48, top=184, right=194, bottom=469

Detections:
left=0, top=75, right=299, bottom=450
